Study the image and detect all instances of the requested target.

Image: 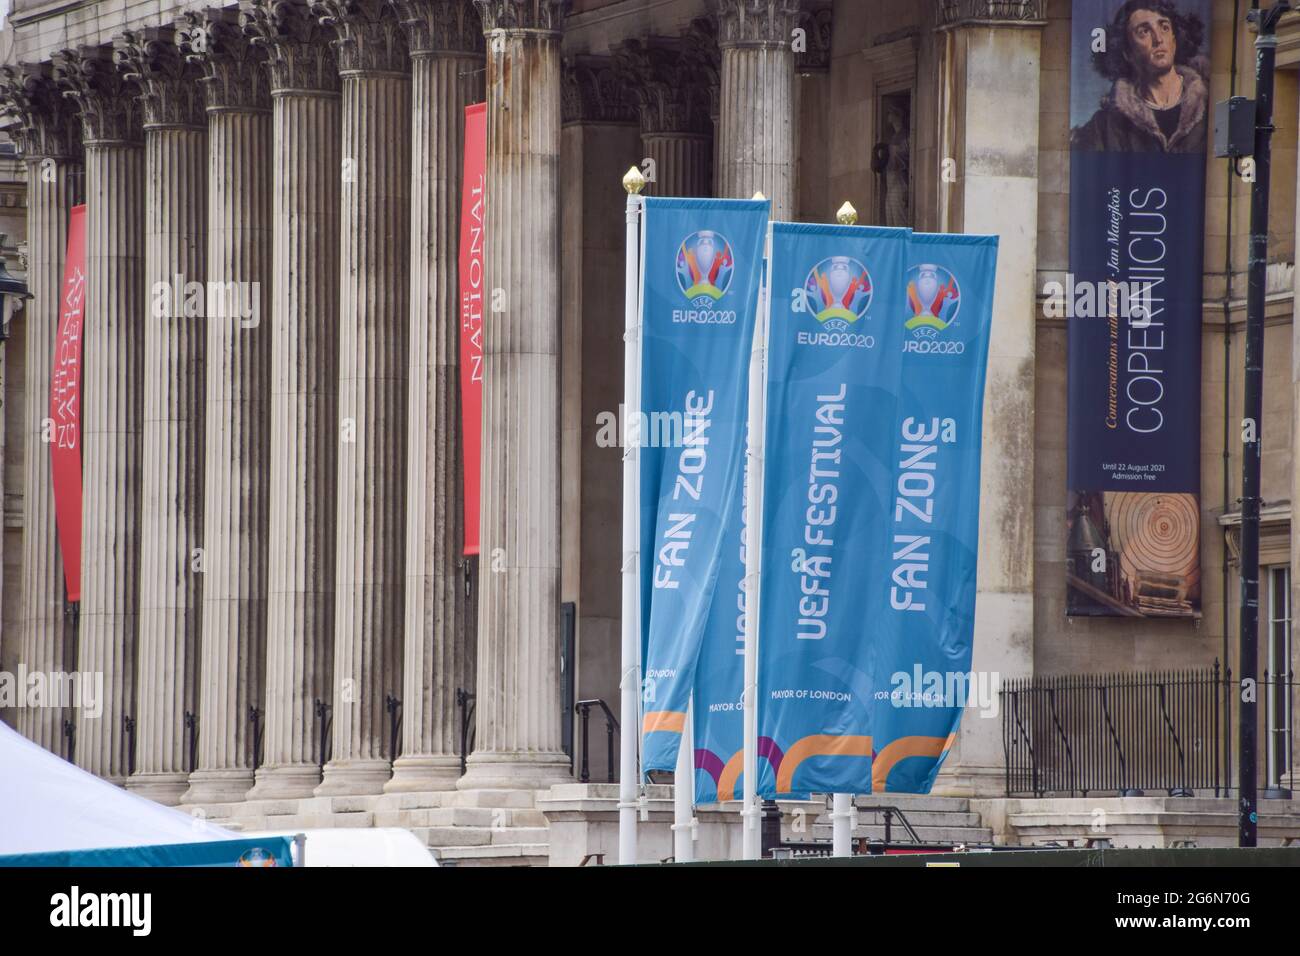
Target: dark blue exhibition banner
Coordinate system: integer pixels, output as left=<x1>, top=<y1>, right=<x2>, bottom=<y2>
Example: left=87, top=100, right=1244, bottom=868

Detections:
left=1066, top=0, right=1207, bottom=618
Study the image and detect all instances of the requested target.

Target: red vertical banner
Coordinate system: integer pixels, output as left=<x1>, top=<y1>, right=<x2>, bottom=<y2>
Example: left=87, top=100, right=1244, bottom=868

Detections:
left=50, top=204, right=87, bottom=601
left=458, top=103, right=486, bottom=556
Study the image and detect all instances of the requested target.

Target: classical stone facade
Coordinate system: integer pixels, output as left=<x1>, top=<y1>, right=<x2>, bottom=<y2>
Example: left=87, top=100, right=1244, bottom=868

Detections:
left=0, top=0, right=1297, bottom=864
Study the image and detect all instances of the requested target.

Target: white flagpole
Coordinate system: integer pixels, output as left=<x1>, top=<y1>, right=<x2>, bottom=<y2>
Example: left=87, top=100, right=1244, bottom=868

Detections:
left=831, top=792, right=853, bottom=857
left=619, top=166, right=646, bottom=865
left=672, top=697, right=696, bottom=862
left=741, top=208, right=772, bottom=861
left=831, top=200, right=860, bottom=860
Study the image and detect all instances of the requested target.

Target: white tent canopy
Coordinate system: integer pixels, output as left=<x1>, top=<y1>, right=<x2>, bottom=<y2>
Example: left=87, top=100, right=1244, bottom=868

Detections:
left=0, top=721, right=236, bottom=855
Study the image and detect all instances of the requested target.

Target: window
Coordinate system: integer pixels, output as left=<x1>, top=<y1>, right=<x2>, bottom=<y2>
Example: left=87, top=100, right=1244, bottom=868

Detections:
left=1266, top=565, right=1292, bottom=790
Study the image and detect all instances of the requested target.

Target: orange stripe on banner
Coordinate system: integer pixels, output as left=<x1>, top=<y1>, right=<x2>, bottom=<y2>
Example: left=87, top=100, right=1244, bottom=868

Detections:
left=776, top=735, right=873, bottom=794
left=871, top=734, right=956, bottom=791
left=717, top=751, right=745, bottom=802
left=642, top=711, right=686, bottom=735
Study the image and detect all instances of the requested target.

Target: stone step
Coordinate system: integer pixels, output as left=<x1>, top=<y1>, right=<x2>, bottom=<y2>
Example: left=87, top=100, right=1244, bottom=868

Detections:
left=410, top=826, right=494, bottom=847
left=491, top=826, right=548, bottom=846
left=441, top=788, right=538, bottom=809
left=188, top=795, right=385, bottom=819
left=373, top=806, right=549, bottom=829
left=324, top=795, right=382, bottom=814
left=429, top=843, right=549, bottom=867
left=374, top=807, right=480, bottom=828
left=545, top=782, right=674, bottom=802
left=380, top=791, right=449, bottom=811
left=235, top=811, right=374, bottom=831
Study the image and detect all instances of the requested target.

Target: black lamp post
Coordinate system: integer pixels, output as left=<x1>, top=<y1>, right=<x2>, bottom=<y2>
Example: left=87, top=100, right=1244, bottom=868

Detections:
left=1238, top=0, right=1291, bottom=848
left=0, top=243, right=31, bottom=342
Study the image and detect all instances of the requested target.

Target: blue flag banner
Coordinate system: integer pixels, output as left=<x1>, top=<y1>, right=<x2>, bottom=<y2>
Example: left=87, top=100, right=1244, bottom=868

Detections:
left=690, top=394, right=750, bottom=805
left=755, top=222, right=910, bottom=799
left=869, top=232, right=997, bottom=794
left=639, top=197, right=769, bottom=774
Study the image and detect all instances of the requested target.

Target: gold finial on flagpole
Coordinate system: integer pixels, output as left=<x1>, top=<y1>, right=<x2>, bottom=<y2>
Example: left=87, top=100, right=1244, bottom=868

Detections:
left=836, top=201, right=858, bottom=225
left=623, top=165, right=646, bottom=194
left=752, top=191, right=766, bottom=200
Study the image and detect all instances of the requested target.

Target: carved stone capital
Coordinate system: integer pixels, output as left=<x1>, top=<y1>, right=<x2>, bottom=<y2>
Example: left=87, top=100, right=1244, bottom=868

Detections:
left=242, top=0, right=342, bottom=94
left=472, top=0, right=567, bottom=35
left=312, top=0, right=410, bottom=76
left=794, top=4, right=832, bottom=73
left=54, top=46, right=144, bottom=145
left=937, top=0, right=1046, bottom=29
left=612, top=39, right=711, bottom=137
left=115, top=27, right=207, bottom=129
left=709, top=0, right=803, bottom=50
left=389, top=0, right=484, bottom=57
left=561, top=55, right=635, bottom=126
left=0, top=62, right=83, bottom=158
left=180, top=8, right=273, bottom=112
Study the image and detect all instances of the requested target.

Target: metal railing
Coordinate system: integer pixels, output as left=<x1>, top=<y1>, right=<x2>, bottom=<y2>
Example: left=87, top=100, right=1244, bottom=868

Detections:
left=249, top=706, right=264, bottom=771
left=456, top=688, right=476, bottom=776
left=385, top=694, right=402, bottom=762
left=314, top=698, right=332, bottom=772
left=122, top=714, right=136, bottom=777
left=184, top=710, right=198, bottom=773
left=768, top=803, right=931, bottom=858
left=574, top=699, right=618, bottom=783
left=1002, top=663, right=1224, bottom=797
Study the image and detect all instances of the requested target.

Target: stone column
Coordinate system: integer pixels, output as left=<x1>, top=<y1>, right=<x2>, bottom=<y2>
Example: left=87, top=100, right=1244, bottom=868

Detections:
left=385, top=0, right=482, bottom=794
left=558, top=55, right=640, bottom=782
left=241, top=0, right=342, bottom=800
left=932, top=0, right=1044, bottom=796
left=0, top=64, right=81, bottom=754
left=613, top=38, right=713, bottom=198
left=711, top=0, right=800, bottom=217
left=115, top=28, right=208, bottom=805
left=312, top=0, right=411, bottom=797
left=182, top=11, right=274, bottom=803
left=458, top=0, right=569, bottom=792
left=55, top=46, right=145, bottom=785
left=681, top=17, right=721, bottom=199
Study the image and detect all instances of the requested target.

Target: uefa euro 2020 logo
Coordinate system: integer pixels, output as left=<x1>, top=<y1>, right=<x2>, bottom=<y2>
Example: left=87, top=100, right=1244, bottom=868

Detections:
left=676, top=231, right=734, bottom=307
left=905, top=263, right=960, bottom=340
left=802, top=256, right=872, bottom=333
left=237, top=846, right=278, bottom=867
